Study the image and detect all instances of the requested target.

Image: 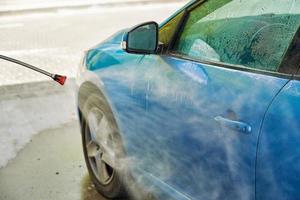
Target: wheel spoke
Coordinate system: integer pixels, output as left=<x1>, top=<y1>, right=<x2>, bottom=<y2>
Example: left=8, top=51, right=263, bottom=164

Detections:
left=102, top=151, right=115, bottom=168
left=95, top=154, right=110, bottom=182
left=98, top=116, right=111, bottom=140
left=87, top=111, right=103, bottom=143
left=86, top=141, right=98, bottom=158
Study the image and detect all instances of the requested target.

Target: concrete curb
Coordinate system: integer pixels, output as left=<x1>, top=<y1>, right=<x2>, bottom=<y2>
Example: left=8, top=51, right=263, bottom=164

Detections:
left=0, top=0, right=185, bottom=16
left=0, top=78, right=76, bottom=101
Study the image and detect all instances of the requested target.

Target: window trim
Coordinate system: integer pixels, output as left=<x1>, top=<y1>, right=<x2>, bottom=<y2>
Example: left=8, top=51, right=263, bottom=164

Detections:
left=160, top=0, right=299, bottom=78
left=168, top=52, right=293, bottom=79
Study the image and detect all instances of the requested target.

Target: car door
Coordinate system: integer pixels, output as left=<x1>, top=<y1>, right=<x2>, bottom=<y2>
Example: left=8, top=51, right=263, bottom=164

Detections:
left=256, top=28, right=300, bottom=199
left=125, top=1, right=300, bottom=199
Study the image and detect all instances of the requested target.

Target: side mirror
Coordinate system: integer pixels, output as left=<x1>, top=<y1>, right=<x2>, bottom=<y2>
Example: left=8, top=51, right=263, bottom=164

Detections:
left=122, top=21, right=159, bottom=54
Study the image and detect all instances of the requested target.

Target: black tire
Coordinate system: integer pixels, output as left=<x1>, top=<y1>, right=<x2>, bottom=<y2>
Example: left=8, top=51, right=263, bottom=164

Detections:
left=81, top=93, right=127, bottom=199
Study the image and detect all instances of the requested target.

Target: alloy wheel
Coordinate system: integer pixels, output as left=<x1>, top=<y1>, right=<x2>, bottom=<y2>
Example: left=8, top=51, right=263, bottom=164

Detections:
left=85, top=107, right=115, bottom=185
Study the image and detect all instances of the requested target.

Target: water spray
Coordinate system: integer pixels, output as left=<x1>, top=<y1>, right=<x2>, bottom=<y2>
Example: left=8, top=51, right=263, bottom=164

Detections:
left=0, top=55, right=67, bottom=85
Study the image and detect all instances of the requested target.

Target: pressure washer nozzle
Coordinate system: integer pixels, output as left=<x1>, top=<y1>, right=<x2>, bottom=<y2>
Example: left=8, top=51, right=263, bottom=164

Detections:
left=53, top=74, right=67, bottom=85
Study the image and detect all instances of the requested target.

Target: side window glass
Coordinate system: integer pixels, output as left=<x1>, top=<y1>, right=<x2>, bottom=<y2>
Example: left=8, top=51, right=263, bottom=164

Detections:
left=174, top=0, right=300, bottom=72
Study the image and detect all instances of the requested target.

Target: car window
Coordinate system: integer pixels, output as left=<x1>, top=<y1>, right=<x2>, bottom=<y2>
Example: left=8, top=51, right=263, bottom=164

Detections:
left=159, top=11, right=185, bottom=48
left=173, top=0, right=300, bottom=72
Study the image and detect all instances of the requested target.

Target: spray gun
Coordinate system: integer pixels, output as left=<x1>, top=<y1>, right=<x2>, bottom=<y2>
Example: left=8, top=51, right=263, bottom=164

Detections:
left=0, top=55, right=67, bottom=85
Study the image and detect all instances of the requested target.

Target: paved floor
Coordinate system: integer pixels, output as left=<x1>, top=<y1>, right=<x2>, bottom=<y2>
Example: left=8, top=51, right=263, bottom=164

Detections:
left=0, top=121, right=113, bottom=200
left=0, top=79, right=77, bottom=168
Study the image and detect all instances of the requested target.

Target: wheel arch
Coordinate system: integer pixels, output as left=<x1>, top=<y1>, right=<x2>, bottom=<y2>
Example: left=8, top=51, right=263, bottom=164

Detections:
left=78, top=81, right=130, bottom=198
left=77, top=81, right=121, bottom=134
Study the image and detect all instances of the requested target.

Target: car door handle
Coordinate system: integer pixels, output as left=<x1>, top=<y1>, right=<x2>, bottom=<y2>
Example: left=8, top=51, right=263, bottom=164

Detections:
left=214, top=116, right=252, bottom=134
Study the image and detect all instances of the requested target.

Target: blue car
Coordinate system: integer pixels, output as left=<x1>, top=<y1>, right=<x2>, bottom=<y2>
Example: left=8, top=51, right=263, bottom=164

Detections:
left=76, top=0, right=300, bottom=199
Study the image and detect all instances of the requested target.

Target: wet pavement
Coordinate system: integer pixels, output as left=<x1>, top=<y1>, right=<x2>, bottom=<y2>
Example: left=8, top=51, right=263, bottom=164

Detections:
left=0, top=121, right=114, bottom=200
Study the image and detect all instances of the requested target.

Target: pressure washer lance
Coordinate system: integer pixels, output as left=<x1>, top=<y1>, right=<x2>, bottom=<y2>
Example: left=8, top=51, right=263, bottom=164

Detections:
left=0, top=55, right=67, bottom=85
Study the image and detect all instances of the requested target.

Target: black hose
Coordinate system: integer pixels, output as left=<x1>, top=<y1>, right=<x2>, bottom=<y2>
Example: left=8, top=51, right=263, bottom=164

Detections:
left=0, top=54, right=53, bottom=78
left=0, top=54, right=67, bottom=85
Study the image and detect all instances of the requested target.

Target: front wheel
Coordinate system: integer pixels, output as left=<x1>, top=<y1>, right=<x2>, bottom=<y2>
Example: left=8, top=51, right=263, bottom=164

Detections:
left=81, top=94, right=126, bottom=199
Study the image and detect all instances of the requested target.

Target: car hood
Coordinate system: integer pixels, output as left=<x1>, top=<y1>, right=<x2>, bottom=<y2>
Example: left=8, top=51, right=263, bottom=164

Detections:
left=91, top=29, right=127, bottom=50
left=85, top=28, right=136, bottom=71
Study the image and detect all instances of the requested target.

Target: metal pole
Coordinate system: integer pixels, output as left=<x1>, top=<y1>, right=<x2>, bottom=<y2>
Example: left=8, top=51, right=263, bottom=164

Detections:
left=0, top=55, right=67, bottom=85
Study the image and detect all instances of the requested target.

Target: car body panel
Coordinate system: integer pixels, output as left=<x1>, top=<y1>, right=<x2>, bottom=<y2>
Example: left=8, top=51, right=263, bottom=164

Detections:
left=256, top=79, right=300, bottom=199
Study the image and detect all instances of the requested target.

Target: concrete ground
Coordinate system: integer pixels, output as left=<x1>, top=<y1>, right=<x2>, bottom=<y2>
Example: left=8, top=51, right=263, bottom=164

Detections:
left=0, top=79, right=104, bottom=200
left=0, top=120, right=117, bottom=200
